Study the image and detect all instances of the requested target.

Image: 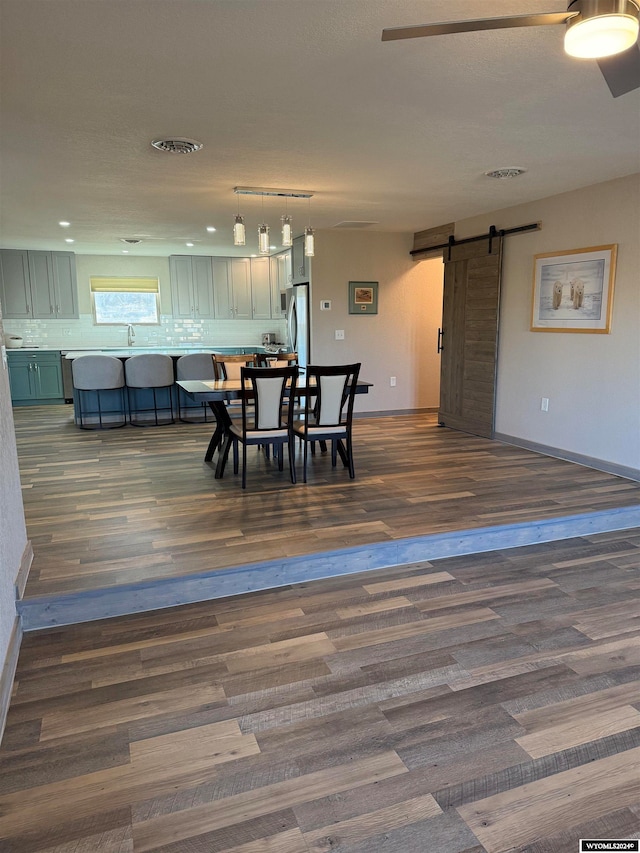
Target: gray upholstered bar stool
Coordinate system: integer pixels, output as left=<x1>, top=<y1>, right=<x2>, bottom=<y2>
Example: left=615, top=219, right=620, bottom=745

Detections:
left=176, top=353, right=216, bottom=423
left=71, top=355, right=126, bottom=430
left=124, top=354, right=175, bottom=426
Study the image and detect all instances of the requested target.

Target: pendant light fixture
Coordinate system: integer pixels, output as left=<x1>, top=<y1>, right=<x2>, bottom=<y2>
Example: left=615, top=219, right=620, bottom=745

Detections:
left=258, top=195, right=270, bottom=255
left=258, top=224, right=270, bottom=254
left=233, top=189, right=246, bottom=247
left=233, top=187, right=315, bottom=254
left=304, top=197, right=315, bottom=257
left=233, top=214, right=246, bottom=246
left=281, top=198, right=293, bottom=247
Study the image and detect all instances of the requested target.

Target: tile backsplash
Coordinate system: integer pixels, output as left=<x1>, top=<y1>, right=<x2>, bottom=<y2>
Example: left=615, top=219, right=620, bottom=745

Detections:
left=3, top=315, right=287, bottom=349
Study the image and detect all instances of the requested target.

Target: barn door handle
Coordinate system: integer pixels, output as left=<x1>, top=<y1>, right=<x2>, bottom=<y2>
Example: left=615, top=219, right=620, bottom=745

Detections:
left=437, top=328, right=443, bottom=353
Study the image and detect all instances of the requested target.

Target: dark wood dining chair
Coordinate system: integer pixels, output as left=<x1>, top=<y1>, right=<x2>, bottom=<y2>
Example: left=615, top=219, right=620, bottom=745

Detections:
left=219, top=365, right=299, bottom=489
left=293, top=363, right=361, bottom=482
left=255, top=352, right=298, bottom=368
left=212, top=353, right=258, bottom=380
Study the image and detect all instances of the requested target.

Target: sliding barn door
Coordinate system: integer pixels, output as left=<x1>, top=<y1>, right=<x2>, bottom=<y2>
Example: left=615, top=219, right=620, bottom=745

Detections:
left=438, top=235, right=503, bottom=439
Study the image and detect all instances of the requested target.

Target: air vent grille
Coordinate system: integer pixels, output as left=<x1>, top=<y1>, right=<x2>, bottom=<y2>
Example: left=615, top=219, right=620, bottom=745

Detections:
left=120, top=238, right=143, bottom=245
left=333, top=221, right=379, bottom=229
left=484, top=167, right=527, bottom=179
left=151, top=138, right=204, bottom=154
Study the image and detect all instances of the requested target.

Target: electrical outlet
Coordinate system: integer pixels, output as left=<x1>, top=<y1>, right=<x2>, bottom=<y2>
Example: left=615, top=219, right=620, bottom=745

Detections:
left=541, top=397, right=549, bottom=412
left=390, top=376, right=396, bottom=386
left=320, top=300, right=331, bottom=311
left=335, top=329, right=345, bottom=340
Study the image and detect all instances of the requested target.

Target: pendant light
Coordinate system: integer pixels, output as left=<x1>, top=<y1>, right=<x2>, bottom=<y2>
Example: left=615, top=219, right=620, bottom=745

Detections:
left=258, top=224, right=270, bottom=254
left=233, top=214, right=246, bottom=246
left=281, top=198, right=293, bottom=247
left=304, top=198, right=315, bottom=257
left=258, top=195, right=270, bottom=255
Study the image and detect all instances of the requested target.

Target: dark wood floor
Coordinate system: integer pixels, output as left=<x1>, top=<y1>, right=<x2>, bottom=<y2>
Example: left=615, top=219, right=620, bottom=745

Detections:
left=2, top=526, right=640, bottom=852
left=13, top=405, right=640, bottom=599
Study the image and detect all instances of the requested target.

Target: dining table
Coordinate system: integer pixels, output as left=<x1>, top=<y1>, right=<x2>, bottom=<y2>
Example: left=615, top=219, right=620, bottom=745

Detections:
left=177, top=376, right=372, bottom=478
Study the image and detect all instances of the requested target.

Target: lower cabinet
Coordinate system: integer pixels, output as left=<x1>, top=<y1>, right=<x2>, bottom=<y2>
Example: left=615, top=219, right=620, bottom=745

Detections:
left=8, top=351, right=65, bottom=405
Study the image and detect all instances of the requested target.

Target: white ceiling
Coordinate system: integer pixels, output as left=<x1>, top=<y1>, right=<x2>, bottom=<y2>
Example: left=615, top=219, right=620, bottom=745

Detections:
left=1, top=0, right=639, bottom=258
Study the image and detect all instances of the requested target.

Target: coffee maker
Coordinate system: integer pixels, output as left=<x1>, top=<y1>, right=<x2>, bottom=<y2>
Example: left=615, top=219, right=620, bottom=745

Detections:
left=261, top=333, right=276, bottom=346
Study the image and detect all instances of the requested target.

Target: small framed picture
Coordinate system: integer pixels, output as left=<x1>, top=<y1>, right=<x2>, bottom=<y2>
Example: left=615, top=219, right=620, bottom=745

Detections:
left=349, top=281, right=378, bottom=314
left=530, top=244, right=617, bottom=333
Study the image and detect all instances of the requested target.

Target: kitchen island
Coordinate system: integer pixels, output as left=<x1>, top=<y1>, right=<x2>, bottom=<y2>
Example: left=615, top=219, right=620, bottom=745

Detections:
left=62, top=346, right=289, bottom=426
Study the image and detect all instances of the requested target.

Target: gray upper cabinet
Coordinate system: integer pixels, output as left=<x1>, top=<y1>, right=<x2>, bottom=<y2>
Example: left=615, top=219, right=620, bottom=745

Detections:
left=0, top=249, right=78, bottom=319
left=270, top=251, right=291, bottom=318
left=0, top=250, right=31, bottom=318
left=212, top=258, right=256, bottom=319
left=169, top=256, right=215, bottom=320
left=291, top=235, right=310, bottom=285
left=250, top=257, right=271, bottom=320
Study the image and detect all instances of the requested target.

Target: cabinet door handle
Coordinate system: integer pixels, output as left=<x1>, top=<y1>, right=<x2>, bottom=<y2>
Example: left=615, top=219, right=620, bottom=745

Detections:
left=56, top=305, right=60, bottom=313
left=437, top=328, right=444, bottom=353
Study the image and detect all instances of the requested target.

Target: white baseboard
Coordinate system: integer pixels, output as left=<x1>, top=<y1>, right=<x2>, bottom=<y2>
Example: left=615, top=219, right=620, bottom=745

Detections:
left=0, top=616, right=22, bottom=746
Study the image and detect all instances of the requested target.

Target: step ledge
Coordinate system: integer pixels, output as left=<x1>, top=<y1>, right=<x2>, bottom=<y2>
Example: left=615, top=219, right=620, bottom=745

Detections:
left=18, top=505, right=640, bottom=632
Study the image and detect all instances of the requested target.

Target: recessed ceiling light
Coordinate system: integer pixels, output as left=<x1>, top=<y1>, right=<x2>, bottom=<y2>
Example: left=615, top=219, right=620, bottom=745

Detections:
left=59, top=221, right=71, bottom=227
left=484, top=167, right=527, bottom=179
left=206, top=226, right=216, bottom=233
left=122, top=250, right=129, bottom=254
left=186, top=242, right=194, bottom=247
left=65, top=238, right=74, bottom=243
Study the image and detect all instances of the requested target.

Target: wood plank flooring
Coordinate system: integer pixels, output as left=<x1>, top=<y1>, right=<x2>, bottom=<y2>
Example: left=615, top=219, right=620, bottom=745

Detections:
left=12, top=406, right=640, bottom=599
left=2, top=527, right=640, bottom=852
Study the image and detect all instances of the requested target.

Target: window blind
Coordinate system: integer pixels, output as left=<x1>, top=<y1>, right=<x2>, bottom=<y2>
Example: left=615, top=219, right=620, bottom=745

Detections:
left=90, top=277, right=159, bottom=293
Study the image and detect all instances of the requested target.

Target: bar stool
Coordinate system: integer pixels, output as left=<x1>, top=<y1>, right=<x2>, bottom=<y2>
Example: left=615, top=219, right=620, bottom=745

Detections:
left=72, top=355, right=126, bottom=430
left=125, top=354, right=175, bottom=427
left=176, top=353, right=215, bottom=423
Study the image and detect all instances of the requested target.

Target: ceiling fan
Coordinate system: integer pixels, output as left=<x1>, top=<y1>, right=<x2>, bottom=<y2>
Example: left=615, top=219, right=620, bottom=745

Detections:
left=381, top=0, right=640, bottom=97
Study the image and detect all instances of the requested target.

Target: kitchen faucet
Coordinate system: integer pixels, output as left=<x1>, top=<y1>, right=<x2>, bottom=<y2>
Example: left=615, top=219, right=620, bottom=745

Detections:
left=127, top=324, right=135, bottom=347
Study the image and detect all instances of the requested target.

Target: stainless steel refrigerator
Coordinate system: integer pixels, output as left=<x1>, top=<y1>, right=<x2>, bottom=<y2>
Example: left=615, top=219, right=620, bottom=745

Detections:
left=286, top=283, right=310, bottom=369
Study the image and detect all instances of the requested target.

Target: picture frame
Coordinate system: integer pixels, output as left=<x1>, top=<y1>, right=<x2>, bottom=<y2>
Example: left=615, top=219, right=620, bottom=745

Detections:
left=530, top=244, right=617, bottom=333
left=348, top=281, right=378, bottom=314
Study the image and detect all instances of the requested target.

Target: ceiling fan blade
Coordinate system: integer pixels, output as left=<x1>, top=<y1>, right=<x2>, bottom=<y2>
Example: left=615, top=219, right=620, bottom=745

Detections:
left=597, top=43, right=640, bottom=96
left=381, top=12, right=574, bottom=41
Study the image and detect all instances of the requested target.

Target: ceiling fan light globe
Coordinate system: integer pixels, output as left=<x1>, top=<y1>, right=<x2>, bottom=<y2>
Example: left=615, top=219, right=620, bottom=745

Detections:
left=564, top=13, right=639, bottom=57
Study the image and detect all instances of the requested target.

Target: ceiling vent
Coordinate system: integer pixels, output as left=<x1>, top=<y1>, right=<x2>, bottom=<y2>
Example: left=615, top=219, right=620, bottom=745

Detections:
left=120, top=238, right=143, bottom=245
left=151, top=138, right=204, bottom=154
left=484, top=167, right=527, bottom=179
left=333, top=221, right=379, bottom=229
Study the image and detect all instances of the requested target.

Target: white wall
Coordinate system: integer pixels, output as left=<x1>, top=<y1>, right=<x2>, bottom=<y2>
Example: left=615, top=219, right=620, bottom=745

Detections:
left=0, top=305, right=28, bottom=697
left=310, top=230, right=443, bottom=413
left=456, top=174, right=640, bottom=472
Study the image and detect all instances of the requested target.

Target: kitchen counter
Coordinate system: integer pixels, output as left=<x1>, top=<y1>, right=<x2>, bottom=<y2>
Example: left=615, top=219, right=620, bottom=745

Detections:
left=62, top=345, right=286, bottom=359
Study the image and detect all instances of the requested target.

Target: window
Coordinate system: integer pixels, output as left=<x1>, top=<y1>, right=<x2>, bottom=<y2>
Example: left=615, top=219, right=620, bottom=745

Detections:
left=90, top=277, right=160, bottom=325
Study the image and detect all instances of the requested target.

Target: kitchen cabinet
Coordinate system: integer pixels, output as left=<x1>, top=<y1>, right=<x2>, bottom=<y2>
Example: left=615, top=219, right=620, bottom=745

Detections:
left=0, top=250, right=78, bottom=319
left=291, top=235, right=310, bottom=285
left=169, top=256, right=215, bottom=320
left=270, top=251, right=291, bottom=318
left=8, top=350, right=64, bottom=406
left=250, top=257, right=271, bottom=320
left=213, top=257, right=266, bottom=320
